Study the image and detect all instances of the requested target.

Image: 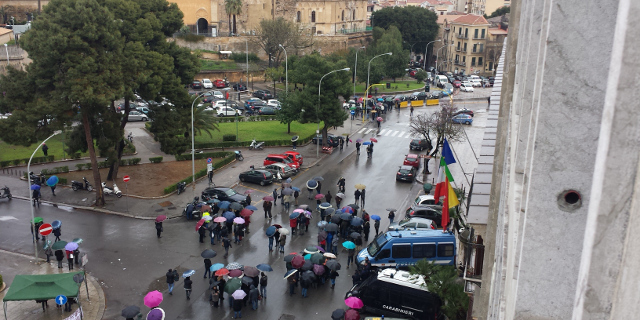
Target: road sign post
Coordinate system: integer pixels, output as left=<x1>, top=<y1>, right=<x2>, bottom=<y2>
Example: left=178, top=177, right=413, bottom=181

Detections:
left=55, top=295, right=67, bottom=306
left=123, top=176, right=130, bottom=213
left=39, top=223, right=52, bottom=236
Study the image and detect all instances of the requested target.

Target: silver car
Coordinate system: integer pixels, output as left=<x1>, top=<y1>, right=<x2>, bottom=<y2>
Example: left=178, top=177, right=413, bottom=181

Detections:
left=127, top=110, right=148, bottom=121
left=388, top=217, right=437, bottom=231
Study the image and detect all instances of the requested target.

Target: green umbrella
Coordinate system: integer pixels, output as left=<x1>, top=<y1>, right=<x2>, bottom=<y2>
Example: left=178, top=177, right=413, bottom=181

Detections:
left=224, top=277, right=242, bottom=295
left=349, top=106, right=356, bottom=110
left=43, top=240, right=52, bottom=250
left=310, top=252, right=325, bottom=265
left=423, top=183, right=433, bottom=194
left=72, top=238, right=83, bottom=244
left=32, top=217, right=43, bottom=224
left=51, top=241, right=68, bottom=251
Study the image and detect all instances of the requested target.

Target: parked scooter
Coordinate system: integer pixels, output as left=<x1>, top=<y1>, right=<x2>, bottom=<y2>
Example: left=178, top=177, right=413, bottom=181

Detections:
left=235, top=150, right=244, bottom=161
left=102, top=182, right=122, bottom=198
left=182, top=197, right=202, bottom=220
left=249, top=139, right=264, bottom=150
left=29, top=172, right=42, bottom=185
left=71, top=177, right=93, bottom=192
left=177, top=182, right=186, bottom=195
left=0, top=186, right=11, bottom=200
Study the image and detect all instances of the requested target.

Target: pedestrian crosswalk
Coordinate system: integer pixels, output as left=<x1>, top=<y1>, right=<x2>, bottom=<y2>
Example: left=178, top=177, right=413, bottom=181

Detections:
left=356, top=127, right=419, bottom=139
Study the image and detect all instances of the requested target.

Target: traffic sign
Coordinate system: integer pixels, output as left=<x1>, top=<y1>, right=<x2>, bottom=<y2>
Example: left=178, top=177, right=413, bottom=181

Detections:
left=123, top=175, right=130, bottom=183
left=55, top=295, right=67, bottom=305
left=38, top=223, right=52, bottom=236
left=207, top=157, right=212, bottom=163
left=207, top=163, right=213, bottom=172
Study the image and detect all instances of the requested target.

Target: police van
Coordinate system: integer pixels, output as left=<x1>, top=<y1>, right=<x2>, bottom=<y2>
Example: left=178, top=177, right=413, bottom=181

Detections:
left=346, top=268, right=442, bottom=320
left=356, top=230, right=456, bottom=268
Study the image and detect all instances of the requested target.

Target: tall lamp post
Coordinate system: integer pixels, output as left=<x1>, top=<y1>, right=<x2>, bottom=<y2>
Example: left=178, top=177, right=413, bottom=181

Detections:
left=435, top=44, right=455, bottom=75
left=353, top=46, right=365, bottom=100
left=245, top=38, right=249, bottom=89
left=317, top=67, right=351, bottom=158
left=191, top=90, right=214, bottom=192
left=423, top=40, right=441, bottom=71
left=365, top=52, right=392, bottom=122
left=29, top=130, right=62, bottom=261
left=279, top=44, right=288, bottom=97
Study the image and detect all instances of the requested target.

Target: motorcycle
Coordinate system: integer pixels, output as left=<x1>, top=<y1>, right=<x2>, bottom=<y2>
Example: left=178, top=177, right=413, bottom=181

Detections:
left=29, top=171, right=42, bottom=185
left=177, top=182, right=186, bottom=195
left=0, top=186, right=11, bottom=200
left=249, top=139, right=264, bottom=150
left=102, top=182, right=122, bottom=198
left=71, top=177, right=93, bottom=192
left=182, top=197, right=202, bottom=220
left=235, top=150, right=244, bottom=161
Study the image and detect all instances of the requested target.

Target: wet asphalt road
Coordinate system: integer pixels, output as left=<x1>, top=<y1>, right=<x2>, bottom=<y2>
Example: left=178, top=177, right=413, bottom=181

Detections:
left=0, top=104, right=487, bottom=319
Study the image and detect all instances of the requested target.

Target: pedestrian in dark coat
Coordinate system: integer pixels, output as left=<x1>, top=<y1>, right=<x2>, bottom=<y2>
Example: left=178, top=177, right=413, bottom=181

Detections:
left=184, top=276, right=193, bottom=299
left=198, top=225, right=206, bottom=243
left=73, top=248, right=80, bottom=265
left=66, top=250, right=74, bottom=270
left=354, top=189, right=361, bottom=204
left=241, top=282, right=250, bottom=306
left=53, top=227, right=62, bottom=242
left=272, top=188, right=279, bottom=206
left=316, top=180, right=322, bottom=194
left=287, top=271, right=298, bottom=296
left=325, top=190, right=333, bottom=205
left=204, top=258, right=212, bottom=278
left=360, top=189, right=366, bottom=207
left=233, top=298, right=243, bottom=318
left=223, top=237, right=232, bottom=258
left=155, top=221, right=163, bottom=238
left=249, top=285, right=259, bottom=310
left=263, top=200, right=272, bottom=219
left=352, top=269, right=361, bottom=287
left=330, top=270, right=339, bottom=289
left=335, top=195, right=342, bottom=209
left=300, top=277, right=311, bottom=298
left=42, top=143, right=49, bottom=156
left=217, top=277, right=226, bottom=303
left=294, top=190, right=300, bottom=205
left=166, top=269, right=176, bottom=295
left=245, top=194, right=252, bottom=205
left=210, top=286, right=220, bottom=307
left=355, top=142, right=361, bottom=155
left=55, top=249, right=64, bottom=268
left=45, top=245, right=53, bottom=263
left=363, top=221, right=370, bottom=241
left=259, top=272, right=268, bottom=298
left=374, top=219, right=381, bottom=235
left=274, top=229, right=281, bottom=248
left=279, top=234, right=286, bottom=253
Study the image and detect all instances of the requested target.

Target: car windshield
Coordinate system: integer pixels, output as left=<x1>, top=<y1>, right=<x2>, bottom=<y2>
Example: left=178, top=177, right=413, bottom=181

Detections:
left=367, top=233, right=388, bottom=256
left=224, top=189, right=237, bottom=196
left=400, top=216, right=412, bottom=224
left=399, top=169, right=411, bottom=174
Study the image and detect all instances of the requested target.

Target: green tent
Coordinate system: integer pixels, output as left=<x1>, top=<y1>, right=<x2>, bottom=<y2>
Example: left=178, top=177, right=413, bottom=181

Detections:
left=3, top=272, right=83, bottom=319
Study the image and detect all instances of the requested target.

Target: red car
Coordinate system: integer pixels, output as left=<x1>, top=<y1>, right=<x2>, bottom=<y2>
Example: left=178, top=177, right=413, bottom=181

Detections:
left=213, top=79, right=227, bottom=88
left=283, top=151, right=303, bottom=166
left=403, top=154, right=420, bottom=168
left=264, top=154, right=299, bottom=171
left=452, top=80, right=461, bottom=88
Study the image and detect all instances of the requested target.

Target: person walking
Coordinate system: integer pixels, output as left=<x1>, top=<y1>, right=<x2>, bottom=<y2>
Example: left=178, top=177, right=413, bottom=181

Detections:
left=335, top=194, right=342, bottom=209
left=204, top=258, right=212, bottom=279
left=300, top=276, right=310, bottom=298
left=184, top=276, right=193, bottom=300
left=355, top=142, right=361, bottom=155
left=363, top=220, right=370, bottom=241
left=245, top=194, right=252, bottom=206
left=293, top=189, right=300, bottom=205
left=279, top=233, right=286, bottom=253
left=283, top=194, right=293, bottom=213
left=367, top=144, right=373, bottom=158
left=388, top=210, right=396, bottom=223
left=233, top=297, right=243, bottom=318
left=210, top=286, right=220, bottom=307
left=345, top=134, right=349, bottom=147
left=289, top=217, right=297, bottom=235
left=217, top=276, right=226, bottom=306
left=208, top=223, right=216, bottom=245
left=298, top=214, right=307, bottom=236
left=155, top=221, right=163, bottom=238
left=166, top=269, right=176, bottom=295
left=259, top=272, right=268, bottom=299
left=332, top=236, right=339, bottom=255
left=42, top=143, right=49, bottom=157
left=325, top=190, right=333, bottom=206
left=249, top=285, right=259, bottom=310
left=66, top=250, right=74, bottom=270
left=360, top=189, right=366, bottom=208
left=73, top=248, right=80, bottom=265
left=374, top=219, right=380, bottom=236
left=280, top=187, right=285, bottom=206
left=55, top=250, right=64, bottom=269
left=45, top=245, right=53, bottom=263
left=352, top=269, right=361, bottom=287
left=274, top=229, right=281, bottom=250
left=223, top=237, right=232, bottom=258
left=287, top=271, right=297, bottom=296
left=198, top=225, right=206, bottom=243
left=53, top=225, right=61, bottom=242
left=263, top=200, right=272, bottom=219
left=337, top=177, right=346, bottom=193
left=316, top=180, right=322, bottom=194
left=50, top=184, right=56, bottom=196
left=347, top=248, right=355, bottom=269
left=268, top=233, right=275, bottom=252
left=339, top=138, right=344, bottom=150
left=354, top=189, right=361, bottom=205
left=272, top=188, right=278, bottom=207
left=330, top=270, right=339, bottom=289
left=410, top=106, right=414, bottom=117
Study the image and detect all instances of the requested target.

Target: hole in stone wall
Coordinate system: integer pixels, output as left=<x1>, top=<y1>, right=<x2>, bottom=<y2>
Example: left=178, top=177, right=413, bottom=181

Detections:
left=557, top=189, right=582, bottom=212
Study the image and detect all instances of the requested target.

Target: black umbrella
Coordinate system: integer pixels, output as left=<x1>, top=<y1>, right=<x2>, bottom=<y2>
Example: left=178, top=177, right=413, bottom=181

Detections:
left=282, top=188, right=294, bottom=195
left=324, top=223, right=339, bottom=233
left=350, top=232, right=361, bottom=239
left=201, top=249, right=217, bottom=259
left=301, top=260, right=314, bottom=271
left=121, top=305, right=140, bottom=318
left=326, top=260, right=342, bottom=271
left=241, top=276, right=254, bottom=286
left=348, top=203, right=360, bottom=210
left=313, top=176, right=324, bottom=181
left=351, top=217, right=364, bottom=227
left=301, top=270, right=316, bottom=282
left=284, top=254, right=297, bottom=263
left=324, top=207, right=336, bottom=215
left=331, top=215, right=342, bottom=223
left=340, top=213, right=353, bottom=220
left=229, top=202, right=244, bottom=211
left=331, top=308, right=346, bottom=320
left=284, top=269, right=298, bottom=279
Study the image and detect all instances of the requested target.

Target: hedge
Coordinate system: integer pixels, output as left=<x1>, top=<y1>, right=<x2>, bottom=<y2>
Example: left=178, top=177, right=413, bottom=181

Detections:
left=149, top=156, right=163, bottom=163
left=193, top=133, right=315, bottom=150
left=0, top=156, right=54, bottom=167
left=40, top=166, right=70, bottom=175
left=222, top=134, right=236, bottom=142
left=175, top=151, right=232, bottom=161
left=164, top=153, right=235, bottom=194
left=73, top=158, right=142, bottom=171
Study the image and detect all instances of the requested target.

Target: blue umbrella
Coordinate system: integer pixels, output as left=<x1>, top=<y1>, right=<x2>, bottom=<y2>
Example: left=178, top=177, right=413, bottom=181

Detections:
left=289, top=212, right=301, bottom=219
left=362, top=141, right=372, bottom=145
left=266, top=226, right=277, bottom=237
left=46, top=176, right=59, bottom=187
left=210, top=263, right=225, bottom=272
left=304, top=253, right=312, bottom=260
left=351, top=217, right=364, bottom=226
left=223, top=211, right=236, bottom=220
left=317, top=221, right=328, bottom=228
left=324, top=208, right=336, bottom=215
left=292, top=187, right=301, bottom=192
left=377, top=98, right=383, bottom=101
left=245, top=205, right=258, bottom=211
left=371, top=215, right=381, bottom=221
left=30, top=184, right=41, bottom=190
left=218, top=201, right=231, bottom=209
left=207, top=199, right=220, bottom=204
left=342, top=241, right=356, bottom=249
left=319, top=202, right=332, bottom=209
left=51, top=220, right=61, bottom=230
left=183, top=269, right=196, bottom=278
left=256, top=264, right=273, bottom=272
left=306, top=180, right=318, bottom=189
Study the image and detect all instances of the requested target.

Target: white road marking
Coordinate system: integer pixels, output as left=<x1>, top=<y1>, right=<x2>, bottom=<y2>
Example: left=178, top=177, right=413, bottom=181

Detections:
left=0, top=216, right=18, bottom=221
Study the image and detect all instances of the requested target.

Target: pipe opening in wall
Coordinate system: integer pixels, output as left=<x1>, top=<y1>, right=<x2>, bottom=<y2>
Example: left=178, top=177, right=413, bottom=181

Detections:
left=557, top=189, right=582, bottom=212
left=564, top=190, right=580, bottom=204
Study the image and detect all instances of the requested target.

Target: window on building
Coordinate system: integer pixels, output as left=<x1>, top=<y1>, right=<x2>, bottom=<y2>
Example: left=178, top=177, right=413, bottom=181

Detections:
left=464, top=28, right=468, bottom=38
left=353, top=9, right=355, bottom=20
left=458, top=27, right=462, bottom=35
left=481, top=29, right=486, bottom=38
left=474, top=28, right=478, bottom=38
left=342, top=10, right=344, bottom=21
left=478, top=57, right=483, bottom=66
left=296, top=11, right=301, bottom=22
left=489, top=62, right=494, bottom=70
left=455, top=54, right=459, bottom=62
left=463, top=43, right=467, bottom=52
left=462, top=56, right=466, bottom=63
left=311, top=11, right=316, bottom=23
left=457, top=41, right=460, bottom=50
left=480, top=44, right=484, bottom=53
left=471, top=57, right=476, bottom=66
left=473, top=44, right=477, bottom=52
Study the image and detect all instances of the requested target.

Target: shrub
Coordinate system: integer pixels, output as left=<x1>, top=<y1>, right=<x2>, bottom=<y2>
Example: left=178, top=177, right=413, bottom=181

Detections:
left=59, top=166, right=69, bottom=173
left=72, top=153, right=81, bottom=159
left=149, top=156, right=163, bottom=163
left=75, top=164, right=85, bottom=171
left=40, top=169, right=50, bottom=175
left=230, top=52, right=260, bottom=63
left=58, top=178, right=67, bottom=185
left=12, top=159, right=22, bottom=166
left=178, top=33, right=205, bottom=42
left=98, top=161, right=108, bottom=169
left=129, top=158, right=141, bottom=165
left=222, top=134, right=237, bottom=142
left=119, top=159, right=128, bottom=166
left=84, top=162, right=92, bottom=170
left=0, top=161, right=11, bottom=168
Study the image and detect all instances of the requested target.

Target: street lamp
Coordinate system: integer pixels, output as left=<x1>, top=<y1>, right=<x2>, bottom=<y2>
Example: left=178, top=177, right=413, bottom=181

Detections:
left=191, top=90, right=215, bottom=192
left=279, top=44, right=288, bottom=97
left=436, top=44, right=455, bottom=75
left=423, top=40, right=441, bottom=70
left=365, top=52, right=392, bottom=121
left=29, top=130, right=62, bottom=261
left=4, top=43, right=8, bottom=64
left=317, top=67, right=351, bottom=158
left=245, top=38, right=249, bottom=89
left=353, top=46, right=365, bottom=100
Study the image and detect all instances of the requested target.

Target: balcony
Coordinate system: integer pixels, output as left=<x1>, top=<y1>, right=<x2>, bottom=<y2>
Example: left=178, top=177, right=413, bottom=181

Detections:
left=456, top=33, right=468, bottom=39
left=473, top=36, right=486, bottom=40
left=471, top=48, right=484, bottom=54
left=455, top=60, right=466, bottom=66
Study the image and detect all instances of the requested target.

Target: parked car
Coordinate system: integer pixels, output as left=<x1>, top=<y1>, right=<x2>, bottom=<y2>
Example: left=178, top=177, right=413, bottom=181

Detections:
left=202, top=92, right=216, bottom=103
left=226, top=101, right=241, bottom=110
left=213, top=79, right=228, bottom=88
left=311, top=134, right=343, bottom=147
left=213, top=91, right=224, bottom=99
left=259, top=106, right=277, bottom=115
left=190, top=80, right=203, bottom=90
left=201, top=187, right=247, bottom=205
left=409, top=138, right=431, bottom=151
left=460, top=82, right=474, bottom=92
left=264, top=154, right=299, bottom=170
left=202, top=78, right=214, bottom=89
left=442, top=83, right=454, bottom=96
left=213, top=100, right=228, bottom=109
left=266, top=99, right=281, bottom=109
left=403, top=154, right=420, bottom=168
left=405, top=205, right=442, bottom=227
left=452, top=80, right=462, bottom=88
left=396, top=165, right=417, bottom=182
left=429, top=91, right=443, bottom=99
left=233, top=83, right=247, bottom=91
left=414, top=194, right=437, bottom=206
left=343, top=99, right=356, bottom=109
left=283, top=151, right=303, bottom=166
left=238, top=169, right=274, bottom=186
left=452, top=114, right=473, bottom=125
left=253, top=90, right=273, bottom=100
left=453, top=108, right=474, bottom=117
left=217, top=107, right=241, bottom=117
left=260, top=163, right=296, bottom=180
left=410, top=92, right=429, bottom=101
left=127, top=110, right=148, bottom=121
left=245, top=100, right=265, bottom=114
left=388, top=217, right=437, bottom=231
left=136, top=106, right=150, bottom=114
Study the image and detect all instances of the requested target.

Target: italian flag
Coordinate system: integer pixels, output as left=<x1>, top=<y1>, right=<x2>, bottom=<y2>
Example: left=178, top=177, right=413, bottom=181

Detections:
left=434, top=157, right=459, bottom=230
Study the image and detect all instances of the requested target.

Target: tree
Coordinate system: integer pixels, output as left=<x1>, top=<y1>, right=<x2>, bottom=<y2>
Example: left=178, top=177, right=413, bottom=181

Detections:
left=371, top=25, right=409, bottom=81
left=485, top=6, right=510, bottom=18
left=224, top=0, right=242, bottom=35
left=276, top=90, right=304, bottom=134
left=410, top=260, right=469, bottom=320
left=371, top=6, right=439, bottom=55
left=415, top=70, right=428, bottom=83
left=254, top=17, right=313, bottom=67
left=264, top=66, right=284, bottom=97
left=409, top=104, right=465, bottom=157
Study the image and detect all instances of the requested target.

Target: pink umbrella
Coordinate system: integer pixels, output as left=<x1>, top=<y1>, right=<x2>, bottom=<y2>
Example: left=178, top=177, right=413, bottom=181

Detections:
left=344, top=308, right=360, bottom=320
left=291, top=255, right=305, bottom=269
left=233, top=217, right=245, bottom=224
left=195, top=219, right=205, bottom=232
left=377, top=117, right=383, bottom=121
left=315, top=194, right=325, bottom=200
left=293, top=209, right=305, bottom=213
left=240, top=209, right=253, bottom=217
left=144, top=290, right=163, bottom=308
left=345, top=297, right=364, bottom=309
left=370, top=138, right=378, bottom=143
left=263, top=196, right=275, bottom=201
left=229, top=269, right=243, bottom=277
left=155, top=215, right=167, bottom=222
left=214, top=216, right=227, bottom=223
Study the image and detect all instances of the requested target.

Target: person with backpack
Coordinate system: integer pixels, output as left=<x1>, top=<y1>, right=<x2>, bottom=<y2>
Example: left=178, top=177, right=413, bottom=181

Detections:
left=166, top=269, right=177, bottom=295
left=223, top=237, right=232, bottom=258
left=204, top=258, right=212, bottom=279
left=259, top=272, right=268, bottom=299
left=279, top=233, right=287, bottom=253
left=337, top=177, right=346, bottom=193
left=293, top=189, right=300, bottom=205
left=184, top=276, right=193, bottom=300
left=155, top=221, right=163, bottom=238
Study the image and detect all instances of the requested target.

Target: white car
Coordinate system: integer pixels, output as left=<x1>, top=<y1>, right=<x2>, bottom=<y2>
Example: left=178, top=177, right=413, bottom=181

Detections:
left=342, top=100, right=356, bottom=109
left=202, top=79, right=214, bottom=89
left=460, top=82, right=474, bottom=92
left=213, top=91, right=224, bottom=99
left=217, top=107, right=241, bottom=117
left=213, top=100, right=228, bottom=108
left=267, top=99, right=281, bottom=109
left=127, top=110, right=148, bottom=121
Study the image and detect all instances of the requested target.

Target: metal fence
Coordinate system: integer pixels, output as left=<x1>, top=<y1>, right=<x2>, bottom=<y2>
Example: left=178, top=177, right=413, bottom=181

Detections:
left=337, top=26, right=372, bottom=34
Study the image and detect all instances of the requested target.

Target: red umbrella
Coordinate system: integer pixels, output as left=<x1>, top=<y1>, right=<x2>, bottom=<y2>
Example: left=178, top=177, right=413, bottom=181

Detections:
left=291, top=255, right=305, bottom=269
left=370, top=138, right=378, bottom=143
left=229, top=269, right=243, bottom=277
left=314, top=194, right=325, bottom=200
left=263, top=196, right=275, bottom=201
left=195, top=219, right=205, bottom=232
left=215, top=268, right=230, bottom=276
left=272, top=224, right=283, bottom=229
left=344, top=309, right=360, bottom=320
left=155, top=215, right=166, bottom=222
left=240, top=209, right=253, bottom=217
left=376, top=117, right=383, bottom=122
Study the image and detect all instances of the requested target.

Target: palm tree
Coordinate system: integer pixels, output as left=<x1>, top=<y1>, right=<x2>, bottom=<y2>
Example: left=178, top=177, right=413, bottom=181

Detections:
left=192, top=104, right=220, bottom=138
left=225, top=0, right=242, bottom=36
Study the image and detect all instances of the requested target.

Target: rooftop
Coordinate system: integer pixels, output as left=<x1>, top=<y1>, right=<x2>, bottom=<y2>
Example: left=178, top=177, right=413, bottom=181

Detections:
left=452, top=14, right=490, bottom=25
left=489, top=28, right=508, bottom=35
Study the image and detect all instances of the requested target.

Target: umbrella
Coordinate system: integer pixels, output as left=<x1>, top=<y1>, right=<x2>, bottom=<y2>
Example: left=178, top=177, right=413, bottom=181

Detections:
left=30, top=184, right=41, bottom=191
left=71, top=237, right=83, bottom=244
left=244, top=266, right=260, bottom=277
left=215, top=268, right=229, bottom=276
left=284, top=269, right=298, bottom=279
left=241, top=276, right=254, bottom=286
left=245, top=205, right=258, bottom=210
left=292, top=187, right=301, bottom=192
left=226, top=262, right=243, bottom=270
left=377, top=98, right=383, bottom=101
left=313, top=176, right=324, bottom=181
left=370, top=137, right=378, bottom=142
left=146, top=308, right=165, bottom=320
left=143, top=290, right=163, bottom=308
left=214, top=216, right=227, bottom=223
left=351, top=217, right=364, bottom=226
left=350, top=106, right=356, bottom=110
left=210, top=263, right=225, bottom=272
left=218, top=201, right=231, bottom=209
left=283, top=254, right=298, bottom=263
left=121, top=305, right=140, bottom=318
left=282, top=188, right=294, bottom=195
left=256, top=264, right=273, bottom=272
left=325, top=223, right=339, bottom=233
left=331, top=215, right=342, bottom=223
left=262, top=196, right=275, bottom=201
left=325, top=208, right=336, bottom=215
left=345, top=297, right=364, bottom=309
left=266, top=226, right=277, bottom=237
left=342, top=241, right=356, bottom=249
left=310, top=253, right=325, bottom=264
left=301, top=270, right=316, bottom=282
left=240, top=209, right=253, bottom=217
left=31, top=217, right=43, bottom=224
left=201, top=249, right=217, bottom=259
left=52, top=241, right=67, bottom=251
left=183, top=269, right=196, bottom=278
left=206, top=199, right=220, bottom=204
left=371, top=214, right=381, bottom=221
left=51, top=220, right=61, bottom=229
left=304, top=245, right=320, bottom=254
left=326, top=260, right=342, bottom=271
left=223, top=211, right=236, bottom=220
left=291, top=135, right=299, bottom=142
left=313, top=264, right=325, bottom=276
left=301, top=260, right=314, bottom=271
left=356, top=138, right=363, bottom=143
left=314, top=194, right=325, bottom=200
left=291, top=255, right=305, bottom=269
left=293, top=208, right=305, bottom=213
left=317, top=221, right=328, bottom=228
left=304, top=211, right=313, bottom=218
left=243, top=190, right=253, bottom=194
left=362, top=141, right=371, bottom=145
left=336, top=192, right=345, bottom=198
left=233, top=217, right=245, bottom=224
left=229, top=269, right=243, bottom=278
left=319, top=202, right=331, bottom=209
left=155, top=215, right=167, bottom=222
left=345, top=309, right=360, bottom=320
left=279, top=228, right=290, bottom=235
left=272, top=223, right=283, bottom=228
left=323, top=252, right=337, bottom=259
left=317, top=230, right=328, bottom=241
left=289, top=212, right=301, bottom=219
left=316, top=246, right=326, bottom=253
left=340, top=213, right=354, bottom=220
left=304, top=253, right=311, bottom=261
left=64, top=242, right=78, bottom=251
left=341, top=207, right=354, bottom=215
left=386, top=208, right=397, bottom=211
left=331, top=309, right=346, bottom=320
left=46, top=176, right=59, bottom=187
left=376, top=117, right=383, bottom=122
left=306, top=180, right=318, bottom=189
left=298, top=204, right=309, bottom=209
left=229, top=202, right=243, bottom=211
left=203, top=216, right=212, bottom=222
left=350, top=232, right=361, bottom=239
left=224, top=278, right=242, bottom=294
left=348, top=204, right=360, bottom=211
left=282, top=183, right=292, bottom=188
left=355, top=184, right=366, bottom=190
left=195, top=219, right=205, bottom=232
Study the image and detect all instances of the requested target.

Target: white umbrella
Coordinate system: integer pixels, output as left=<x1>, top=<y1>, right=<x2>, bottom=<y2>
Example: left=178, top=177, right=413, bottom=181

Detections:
left=279, top=228, right=290, bottom=235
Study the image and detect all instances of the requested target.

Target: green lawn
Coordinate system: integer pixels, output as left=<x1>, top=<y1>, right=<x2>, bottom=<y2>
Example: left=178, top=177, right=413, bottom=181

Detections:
left=194, top=121, right=320, bottom=143
left=0, top=134, right=88, bottom=161
left=200, top=59, right=239, bottom=71
left=275, top=79, right=425, bottom=95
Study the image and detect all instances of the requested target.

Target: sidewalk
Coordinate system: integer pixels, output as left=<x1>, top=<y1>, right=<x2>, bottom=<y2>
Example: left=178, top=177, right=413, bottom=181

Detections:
left=0, top=250, right=105, bottom=320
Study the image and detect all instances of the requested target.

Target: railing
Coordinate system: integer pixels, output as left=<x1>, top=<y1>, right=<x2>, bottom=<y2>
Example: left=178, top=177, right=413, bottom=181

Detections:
left=338, top=26, right=373, bottom=34
left=455, top=60, right=466, bottom=66
left=472, top=36, right=486, bottom=40
left=456, top=33, right=468, bottom=39
left=472, top=48, right=484, bottom=53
